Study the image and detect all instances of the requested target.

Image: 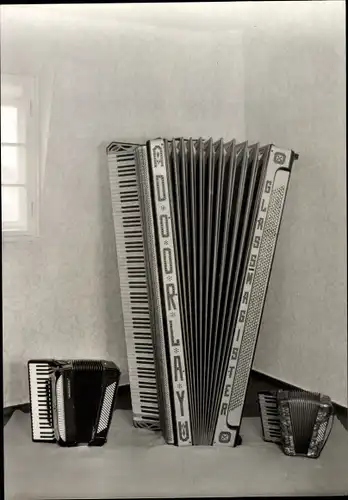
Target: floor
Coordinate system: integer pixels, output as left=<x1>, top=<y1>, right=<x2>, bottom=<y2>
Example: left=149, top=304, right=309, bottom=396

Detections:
left=4, top=406, right=348, bottom=499
left=4, top=370, right=347, bottom=498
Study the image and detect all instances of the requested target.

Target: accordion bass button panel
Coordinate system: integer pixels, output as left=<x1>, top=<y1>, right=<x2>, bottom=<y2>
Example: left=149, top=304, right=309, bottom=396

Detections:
left=107, top=143, right=160, bottom=429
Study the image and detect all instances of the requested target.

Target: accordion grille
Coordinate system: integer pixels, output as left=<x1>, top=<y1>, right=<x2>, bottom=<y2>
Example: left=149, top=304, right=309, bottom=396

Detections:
left=230, top=185, right=286, bottom=412
left=285, top=392, right=319, bottom=455
left=56, top=375, right=66, bottom=442
left=316, top=420, right=328, bottom=442
left=71, top=360, right=104, bottom=371
left=97, top=382, right=116, bottom=433
left=290, top=398, right=318, bottom=454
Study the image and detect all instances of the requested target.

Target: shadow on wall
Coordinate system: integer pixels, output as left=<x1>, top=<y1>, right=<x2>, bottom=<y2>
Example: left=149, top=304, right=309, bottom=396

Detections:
left=244, top=28, right=346, bottom=407
left=8, top=361, right=30, bottom=406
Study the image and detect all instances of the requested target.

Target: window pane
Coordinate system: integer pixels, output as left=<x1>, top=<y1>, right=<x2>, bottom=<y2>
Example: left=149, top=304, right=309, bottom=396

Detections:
left=1, top=105, right=18, bottom=143
left=1, top=145, right=26, bottom=184
left=1, top=81, right=24, bottom=100
left=1, top=186, right=27, bottom=228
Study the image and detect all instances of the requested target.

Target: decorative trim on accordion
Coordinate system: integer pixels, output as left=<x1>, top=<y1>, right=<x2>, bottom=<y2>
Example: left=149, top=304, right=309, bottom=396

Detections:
left=55, top=375, right=66, bottom=442
left=97, top=382, right=117, bottom=433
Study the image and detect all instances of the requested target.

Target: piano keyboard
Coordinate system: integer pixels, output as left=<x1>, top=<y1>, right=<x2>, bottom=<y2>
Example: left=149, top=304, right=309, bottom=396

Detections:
left=107, top=142, right=160, bottom=429
left=258, top=391, right=282, bottom=443
left=28, top=360, right=55, bottom=442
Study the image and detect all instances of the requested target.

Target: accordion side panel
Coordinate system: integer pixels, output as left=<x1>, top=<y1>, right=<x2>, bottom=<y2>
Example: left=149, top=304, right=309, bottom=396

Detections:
left=213, top=147, right=293, bottom=446
left=96, top=381, right=117, bottom=433
left=136, top=146, right=175, bottom=444
left=308, top=400, right=335, bottom=458
left=107, top=144, right=160, bottom=429
left=91, top=362, right=121, bottom=445
left=278, top=396, right=296, bottom=455
left=55, top=374, right=67, bottom=443
left=148, top=139, right=192, bottom=446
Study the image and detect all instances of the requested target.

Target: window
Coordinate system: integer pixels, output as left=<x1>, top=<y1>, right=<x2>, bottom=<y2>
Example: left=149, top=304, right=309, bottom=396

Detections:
left=1, top=74, right=39, bottom=239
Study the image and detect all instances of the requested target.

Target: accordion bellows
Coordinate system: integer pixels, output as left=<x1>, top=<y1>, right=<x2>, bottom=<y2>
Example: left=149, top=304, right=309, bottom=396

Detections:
left=107, top=138, right=298, bottom=446
left=28, top=359, right=120, bottom=446
left=258, top=390, right=335, bottom=458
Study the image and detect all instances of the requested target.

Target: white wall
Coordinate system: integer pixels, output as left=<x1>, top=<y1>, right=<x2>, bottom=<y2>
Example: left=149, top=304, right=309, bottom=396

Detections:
left=2, top=2, right=346, bottom=408
left=1, top=6, right=245, bottom=406
left=243, top=4, right=347, bottom=407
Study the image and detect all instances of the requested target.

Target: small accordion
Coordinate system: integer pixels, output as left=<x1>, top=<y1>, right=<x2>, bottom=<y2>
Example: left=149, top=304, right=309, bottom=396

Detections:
left=258, top=390, right=335, bottom=458
left=28, top=359, right=120, bottom=446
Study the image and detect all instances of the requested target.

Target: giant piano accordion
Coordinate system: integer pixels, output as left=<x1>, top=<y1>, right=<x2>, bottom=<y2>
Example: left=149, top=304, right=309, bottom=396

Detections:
left=28, top=359, right=120, bottom=446
left=107, top=138, right=298, bottom=446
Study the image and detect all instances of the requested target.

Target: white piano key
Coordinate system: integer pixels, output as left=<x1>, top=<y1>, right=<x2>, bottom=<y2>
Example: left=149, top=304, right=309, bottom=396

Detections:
left=258, top=393, right=281, bottom=443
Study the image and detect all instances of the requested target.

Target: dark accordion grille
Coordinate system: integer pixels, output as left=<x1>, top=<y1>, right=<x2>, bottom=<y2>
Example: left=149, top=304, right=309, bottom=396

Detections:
left=71, top=360, right=104, bottom=441
left=71, top=360, right=104, bottom=372
left=289, top=398, right=319, bottom=454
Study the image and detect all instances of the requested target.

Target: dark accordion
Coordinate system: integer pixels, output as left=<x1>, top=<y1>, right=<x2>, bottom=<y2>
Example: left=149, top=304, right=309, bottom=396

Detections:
left=258, top=390, right=335, bottom=458
left=107, top=137, right=298, bottom=446
left=28, top=359, right=120, bottom=446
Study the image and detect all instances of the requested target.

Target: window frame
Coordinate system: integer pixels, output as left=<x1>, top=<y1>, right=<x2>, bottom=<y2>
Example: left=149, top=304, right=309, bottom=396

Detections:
left=1, top=73, right=40, bottom=242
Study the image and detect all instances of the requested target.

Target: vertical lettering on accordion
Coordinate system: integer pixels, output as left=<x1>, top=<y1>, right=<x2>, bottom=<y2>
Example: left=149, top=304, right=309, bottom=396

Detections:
left=147, top=139, right=192, bottom=446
